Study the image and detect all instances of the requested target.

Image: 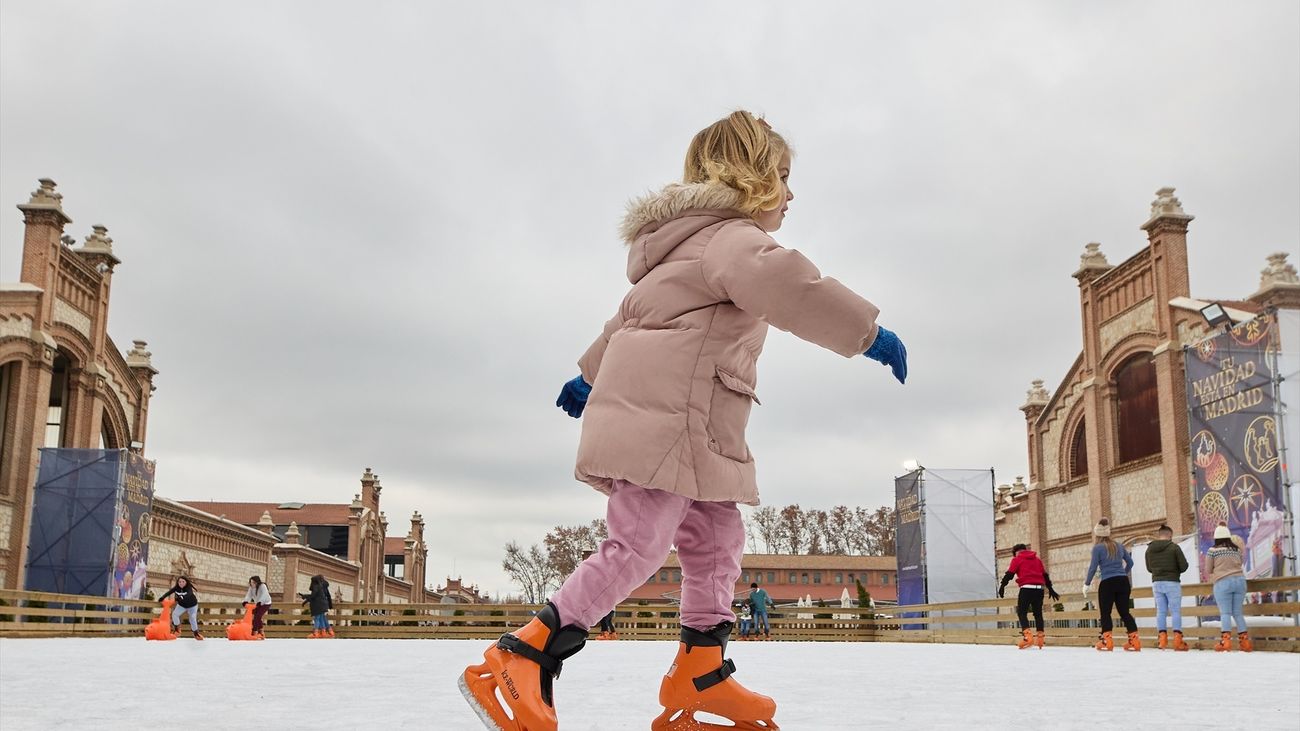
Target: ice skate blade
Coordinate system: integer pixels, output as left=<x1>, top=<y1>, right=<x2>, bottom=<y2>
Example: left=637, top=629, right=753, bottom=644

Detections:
left=652, top=708, right=779, bottom=731
left=458, top=671, right=508, bottom=731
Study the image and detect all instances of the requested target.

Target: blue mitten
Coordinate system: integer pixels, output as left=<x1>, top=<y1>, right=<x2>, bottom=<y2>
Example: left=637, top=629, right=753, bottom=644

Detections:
left=863, top=326, right=908, bottom=384
left=555, top=375, right=592, bottom=418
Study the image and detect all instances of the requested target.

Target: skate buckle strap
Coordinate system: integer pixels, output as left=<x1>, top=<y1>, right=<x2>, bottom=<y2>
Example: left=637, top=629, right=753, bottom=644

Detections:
left=691, top=658, right=737, bottom=692
left=496, top=633, right=565, bottom=678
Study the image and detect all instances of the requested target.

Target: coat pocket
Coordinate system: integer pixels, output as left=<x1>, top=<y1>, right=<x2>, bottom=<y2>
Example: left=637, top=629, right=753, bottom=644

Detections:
left=706, top=367, right=759, bottom=462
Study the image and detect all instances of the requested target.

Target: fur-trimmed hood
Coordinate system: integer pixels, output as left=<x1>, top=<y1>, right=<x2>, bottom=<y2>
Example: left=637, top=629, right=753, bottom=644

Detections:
left=620, top=182, right=749, bottom=284
left=619, top=182, right=743, bottom=244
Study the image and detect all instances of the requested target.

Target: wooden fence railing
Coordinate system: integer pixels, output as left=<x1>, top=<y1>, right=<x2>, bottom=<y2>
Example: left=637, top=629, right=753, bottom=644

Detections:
left=1, top=576, right=1296, bottom=651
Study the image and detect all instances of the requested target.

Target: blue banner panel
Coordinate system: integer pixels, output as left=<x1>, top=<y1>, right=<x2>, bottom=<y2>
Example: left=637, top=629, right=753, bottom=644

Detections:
left=895, top=470, right=925, bottom=628
left=24, top=449, right=123, bottom=596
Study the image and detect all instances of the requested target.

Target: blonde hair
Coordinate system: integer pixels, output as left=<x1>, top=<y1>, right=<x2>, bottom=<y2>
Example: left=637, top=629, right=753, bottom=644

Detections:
left=1094, top=534, right=1118, bottom=558
left=683, top=110, right=790, bottom=216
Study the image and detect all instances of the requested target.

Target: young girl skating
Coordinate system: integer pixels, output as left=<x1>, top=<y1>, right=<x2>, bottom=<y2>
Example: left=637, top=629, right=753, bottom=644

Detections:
left=460, top=110, right=907, bottom=731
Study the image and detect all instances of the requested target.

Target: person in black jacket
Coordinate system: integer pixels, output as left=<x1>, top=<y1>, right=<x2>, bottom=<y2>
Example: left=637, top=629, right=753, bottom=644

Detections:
left=159, top=576, right=203, bottom=639
left=298, top=575, right=334, bottom=638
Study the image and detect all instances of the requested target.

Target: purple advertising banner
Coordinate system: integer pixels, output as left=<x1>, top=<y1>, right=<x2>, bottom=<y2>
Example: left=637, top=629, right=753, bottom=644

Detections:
left=895, top=470, right=925, bottom=620
left=109, top=452, right=156, bottom=600
left=1185, top=312, right=1286, bottom=581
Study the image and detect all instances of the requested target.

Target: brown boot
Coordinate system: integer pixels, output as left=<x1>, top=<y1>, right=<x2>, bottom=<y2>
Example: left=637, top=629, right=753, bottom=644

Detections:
left=1122, top=631, right=1141, bottom=652
left=1214, top=631, right=1232, bottom=652
left=1172, top=631, right=1189, bottom=651
left=1095, top=631, right=1114, bottom=652
left=1237, top=632, right=1253, bottom=652
left=1034, top=631, right=1045, bottom=649
left=1157, top=630, right=1168, bottom=650
left=1017, top=629, right=1033, bottom=649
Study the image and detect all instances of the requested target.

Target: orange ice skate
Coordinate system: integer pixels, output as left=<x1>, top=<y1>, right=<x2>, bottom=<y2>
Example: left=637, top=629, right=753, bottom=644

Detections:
left=1034, top=630, right=1045, bottom=649
left=1016, top=629, right=1033, bottom=649
left=459, top=602, right=587, bottom=731
left=652, top=622, right=778, bottom=731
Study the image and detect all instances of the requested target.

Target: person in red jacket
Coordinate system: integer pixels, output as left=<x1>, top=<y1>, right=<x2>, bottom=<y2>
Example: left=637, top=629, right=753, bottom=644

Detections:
left=998, top=544, right=1060, bottom=649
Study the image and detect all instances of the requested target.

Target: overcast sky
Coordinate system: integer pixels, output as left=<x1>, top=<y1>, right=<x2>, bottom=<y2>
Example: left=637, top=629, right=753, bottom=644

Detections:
left=2, top=2, right=1297, bottom=597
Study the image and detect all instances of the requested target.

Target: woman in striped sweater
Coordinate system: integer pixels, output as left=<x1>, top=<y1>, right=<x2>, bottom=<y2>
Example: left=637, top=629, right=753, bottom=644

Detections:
left=1205, top=523, right=1252, bottom=652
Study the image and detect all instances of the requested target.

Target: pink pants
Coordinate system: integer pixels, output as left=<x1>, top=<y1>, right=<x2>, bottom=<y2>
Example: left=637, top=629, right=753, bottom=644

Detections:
left=550, top=479, right=744, bottom=631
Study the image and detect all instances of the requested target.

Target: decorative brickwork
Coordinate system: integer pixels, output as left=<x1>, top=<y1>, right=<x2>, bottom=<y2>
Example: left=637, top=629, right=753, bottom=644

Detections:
left=1041, top=379, right=1084, bottom=485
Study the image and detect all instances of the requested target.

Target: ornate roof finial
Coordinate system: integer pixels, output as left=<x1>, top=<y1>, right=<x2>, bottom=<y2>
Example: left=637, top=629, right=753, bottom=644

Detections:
left=257, top=510, right=275, bottom=533
left=1023, top=379, right=1049, bottom=406
left=1259, top=252, right=1298, bottom=289
left=1141, top=186, right=1194, bottom=231
left=82, top=225, right=113, bottom=253
left=126, top=340, right=158, bottom=375
left=285, top=521, right=301, bottom=545
left=1073, top=242, right=1112, bottom=282
left=27, top=178, right=63, bottom=208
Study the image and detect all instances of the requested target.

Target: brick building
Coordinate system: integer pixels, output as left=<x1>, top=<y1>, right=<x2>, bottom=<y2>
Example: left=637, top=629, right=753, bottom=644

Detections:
left=0, top=179, right=158, bottom=589
left=0, top=179, right=461, bottom=604
left=996, top=188, right=1300, bottom=586
left=628, top=552, right=897, bottom=605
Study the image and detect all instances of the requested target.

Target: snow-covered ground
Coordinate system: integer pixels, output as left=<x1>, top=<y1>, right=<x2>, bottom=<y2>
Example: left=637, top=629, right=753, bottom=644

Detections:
left=1, top=638, right=1298, bottom=729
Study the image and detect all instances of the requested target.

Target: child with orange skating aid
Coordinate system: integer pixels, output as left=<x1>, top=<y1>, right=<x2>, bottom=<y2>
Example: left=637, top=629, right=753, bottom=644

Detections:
left=460, top=110, right=907, bottom=731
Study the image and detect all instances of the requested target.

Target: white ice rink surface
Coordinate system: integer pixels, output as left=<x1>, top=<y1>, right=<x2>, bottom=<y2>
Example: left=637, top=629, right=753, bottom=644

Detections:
left=1, top=638, right=1298, bottom=730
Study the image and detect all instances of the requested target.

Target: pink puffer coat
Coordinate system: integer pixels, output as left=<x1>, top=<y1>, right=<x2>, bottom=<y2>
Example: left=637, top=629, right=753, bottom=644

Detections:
left=575, top=182, right=881, bottom=505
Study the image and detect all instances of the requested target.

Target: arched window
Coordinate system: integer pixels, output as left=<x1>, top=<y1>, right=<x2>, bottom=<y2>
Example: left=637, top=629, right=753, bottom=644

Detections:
left=1069, top=420, right=1088, bottom=479
left=100, top=413, right=120, bottom=450
left=45, top=353, right=71, bottom=447
left=1114, top=354, right=1161, bottom=463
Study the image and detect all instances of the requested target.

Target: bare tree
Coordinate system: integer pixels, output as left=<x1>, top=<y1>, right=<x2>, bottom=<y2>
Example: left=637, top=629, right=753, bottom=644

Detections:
left=805, top=508, right=829, bottom=555
left=749, top=505, right=783, bottom=553
left=827, top=505, right=854, bottom=555
left=543, top=519, right=608, bottom=579
left=502, top=541, right=557, bottom=604
left=867, top=506, right=896, bottom=556
left=778, top=504, right=806, bottom=554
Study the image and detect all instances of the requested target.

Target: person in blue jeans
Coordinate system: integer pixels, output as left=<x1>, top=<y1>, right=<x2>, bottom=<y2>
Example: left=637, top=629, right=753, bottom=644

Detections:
left=299, top=574, right=334, bottom=638
left=1144, top=524, right=1189, bottom=650
left=749, top=583, right=774, bottom=639
left=1206, top=523, right=1252, bottom=651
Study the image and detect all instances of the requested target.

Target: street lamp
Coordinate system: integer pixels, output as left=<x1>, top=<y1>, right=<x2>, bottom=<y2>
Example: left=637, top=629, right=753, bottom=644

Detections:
left=1199, top=302, right=1232, bottom=328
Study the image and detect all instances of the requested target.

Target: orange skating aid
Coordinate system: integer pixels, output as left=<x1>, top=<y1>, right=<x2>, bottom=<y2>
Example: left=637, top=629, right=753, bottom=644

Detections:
left=145, top=599, right=179, bottom=641
left=459, top=602, right=587, bottom=731
left=227, top=603, right=262, bottom=641
left=652, top=622, right=779, bottom=731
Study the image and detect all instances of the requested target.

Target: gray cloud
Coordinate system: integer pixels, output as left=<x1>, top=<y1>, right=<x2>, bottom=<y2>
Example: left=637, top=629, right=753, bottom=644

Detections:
left=2, top=1, right=1296, bottom=596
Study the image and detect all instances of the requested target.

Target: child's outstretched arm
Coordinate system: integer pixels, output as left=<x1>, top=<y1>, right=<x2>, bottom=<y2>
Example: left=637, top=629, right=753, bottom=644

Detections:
left=700, top=224, right=889, bottom=362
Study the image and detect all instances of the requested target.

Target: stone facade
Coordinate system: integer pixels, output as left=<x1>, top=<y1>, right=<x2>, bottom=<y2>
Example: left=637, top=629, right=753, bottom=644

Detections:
left=1044, top=484, right=1091, bottom=539
left=1108, top=460, right=1166, bottom=527
left=996, top=188, right=1299, bottom=588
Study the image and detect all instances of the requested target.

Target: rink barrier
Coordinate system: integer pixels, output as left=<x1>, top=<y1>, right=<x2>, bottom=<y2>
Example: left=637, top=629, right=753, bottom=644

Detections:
left=0, top=575, right=1296, bottom=650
